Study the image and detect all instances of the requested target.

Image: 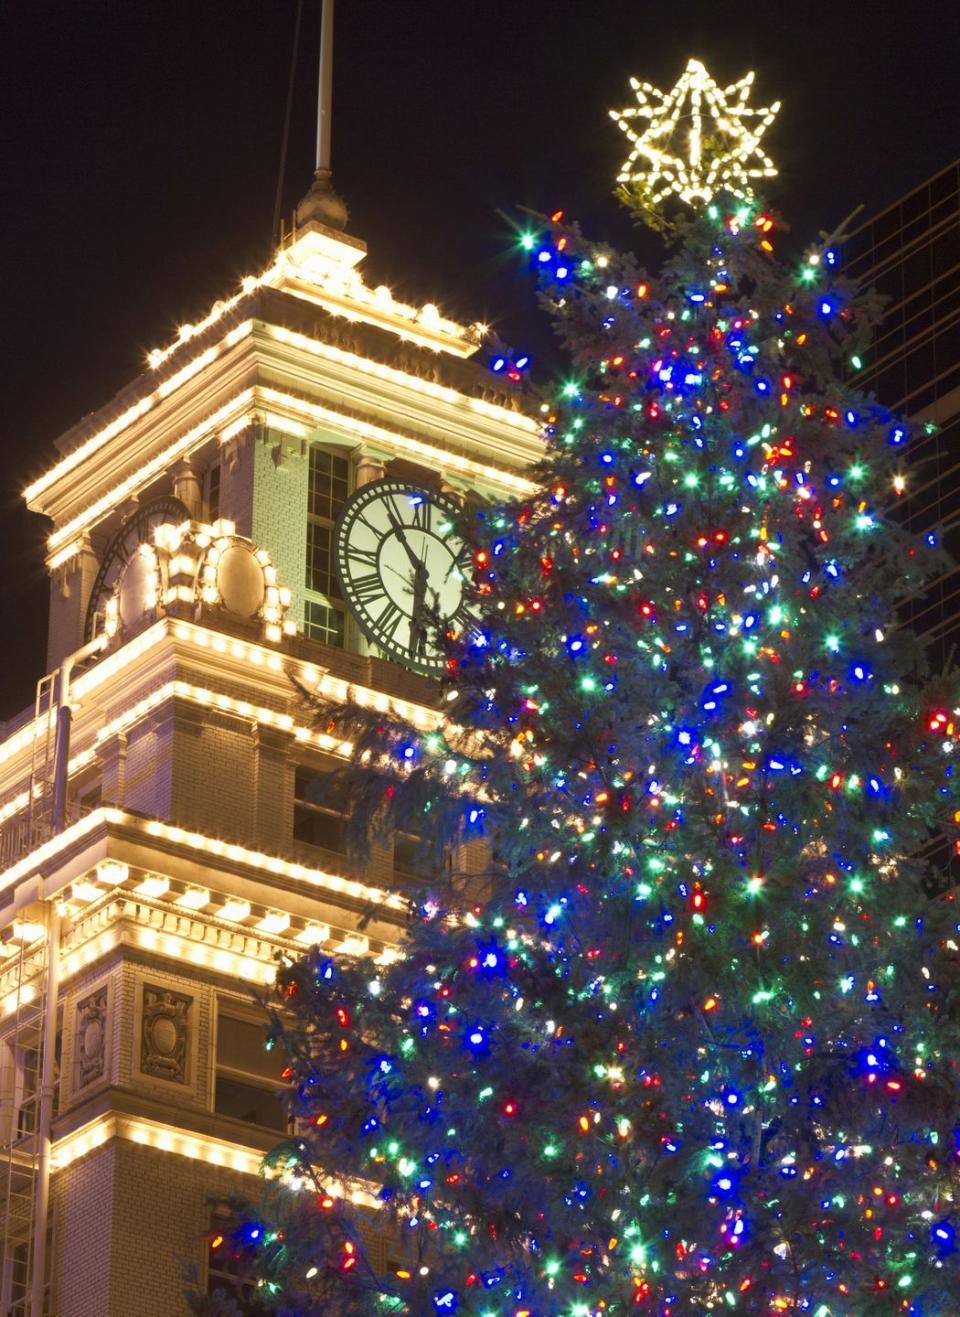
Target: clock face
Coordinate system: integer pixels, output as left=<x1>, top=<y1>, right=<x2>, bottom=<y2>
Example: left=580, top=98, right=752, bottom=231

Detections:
left=334, top=479, right=472, bottom=675
left=84, top=495, right=190, bottom=641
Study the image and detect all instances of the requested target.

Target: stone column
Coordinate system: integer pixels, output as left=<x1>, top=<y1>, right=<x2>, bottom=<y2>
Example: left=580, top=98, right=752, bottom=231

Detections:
left=355, top=456, right=385, bottom=488
left=46, top=534, right=102, bottom=669
left=172, top=459, right=202, bottom=519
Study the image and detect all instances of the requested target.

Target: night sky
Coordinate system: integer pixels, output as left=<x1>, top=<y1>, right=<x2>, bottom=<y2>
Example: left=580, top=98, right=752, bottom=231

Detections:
left=2, top=0, right=958, bottom=719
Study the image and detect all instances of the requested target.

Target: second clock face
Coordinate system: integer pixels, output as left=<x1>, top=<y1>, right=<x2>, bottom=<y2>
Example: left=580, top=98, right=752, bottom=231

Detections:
left=84, top=495, right=191, bottom=642
left=334, top=479, right=472, bottom=675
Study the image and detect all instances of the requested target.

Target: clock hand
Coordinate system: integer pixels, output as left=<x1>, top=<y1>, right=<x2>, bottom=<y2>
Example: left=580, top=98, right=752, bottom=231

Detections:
left=386, top=561, right=458, bottom=631
left=383, top=561, right=429, bottom=629
left=384, top=563, right=421, bottom=597
left=383, top=501, right=425, bottom=575
left=407, top=561, right=431, bottom=658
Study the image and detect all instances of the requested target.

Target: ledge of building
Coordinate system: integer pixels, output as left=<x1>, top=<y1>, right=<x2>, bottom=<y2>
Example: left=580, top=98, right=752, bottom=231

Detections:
left=52, top=1084, right=277, bottom=1166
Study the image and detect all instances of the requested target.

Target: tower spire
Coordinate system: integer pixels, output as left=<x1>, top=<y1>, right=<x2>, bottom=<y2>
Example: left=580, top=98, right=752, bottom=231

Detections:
left=315, top=0, right=333, bottom=178
left=296, top=0, right=348, bottom=233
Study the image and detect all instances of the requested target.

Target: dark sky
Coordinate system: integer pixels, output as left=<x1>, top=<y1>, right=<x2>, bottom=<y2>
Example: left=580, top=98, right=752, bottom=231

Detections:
left=2, top=0, right=958, bottom=718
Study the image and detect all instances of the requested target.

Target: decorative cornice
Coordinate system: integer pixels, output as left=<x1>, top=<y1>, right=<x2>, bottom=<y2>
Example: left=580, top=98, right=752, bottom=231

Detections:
left=0, top=614, right=440, bottom=817
left=0, top=862, right=401, bottom=1024
left=29, top=285, right=536, bottom=533
left=0, top=805, right=409, bottom=928
left=51, top=1109, right=380, bottom=1208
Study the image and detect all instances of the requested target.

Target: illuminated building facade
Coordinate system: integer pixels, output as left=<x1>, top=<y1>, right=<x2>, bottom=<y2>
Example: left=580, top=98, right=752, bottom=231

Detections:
left=0, top=181, right=540, bottom=1313
left=843, top=159, right=960, bottom=894
left=844, top=160, right=960, bottom=663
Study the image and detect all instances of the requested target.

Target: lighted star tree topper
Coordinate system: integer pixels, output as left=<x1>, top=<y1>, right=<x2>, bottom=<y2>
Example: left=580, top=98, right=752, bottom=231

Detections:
left=610, top=58, right=780, bottom=207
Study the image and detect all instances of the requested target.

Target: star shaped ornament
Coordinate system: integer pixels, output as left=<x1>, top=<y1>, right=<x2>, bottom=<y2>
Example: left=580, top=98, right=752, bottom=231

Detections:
left=610, top=59, right=780, bottom=208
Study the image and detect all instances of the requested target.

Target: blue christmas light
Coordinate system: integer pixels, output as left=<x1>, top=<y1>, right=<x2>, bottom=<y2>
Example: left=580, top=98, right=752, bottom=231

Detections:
left=702, top=679, right=731, bottom=712
left=932, top=1221, right=955, bottom=1252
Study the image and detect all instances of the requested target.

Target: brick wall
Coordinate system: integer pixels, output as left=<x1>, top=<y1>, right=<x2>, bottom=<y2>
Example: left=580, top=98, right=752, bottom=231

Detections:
left=53, top=1138, right=253, bottom=1316
left=169, top=703, right=259, bottom=849
left=46, top=543, right=100, bottom=672
left=219, top=431, right=255, bottom=540
left=53, top=1142, right=117, bottom=1316
left=251, top=429, right=310, bottom=632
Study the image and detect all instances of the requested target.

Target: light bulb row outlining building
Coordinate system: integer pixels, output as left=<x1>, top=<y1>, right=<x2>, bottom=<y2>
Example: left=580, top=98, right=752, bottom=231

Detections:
left=0, top=170, right=541, bottom=1313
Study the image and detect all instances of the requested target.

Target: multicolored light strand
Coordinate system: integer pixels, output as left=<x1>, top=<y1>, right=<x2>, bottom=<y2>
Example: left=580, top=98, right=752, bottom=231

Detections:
left=230, top=198, right=960, bottom=1317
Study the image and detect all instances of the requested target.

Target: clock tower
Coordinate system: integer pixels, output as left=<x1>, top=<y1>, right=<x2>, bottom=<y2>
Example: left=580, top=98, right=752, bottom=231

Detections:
left=0, top=50, right=539, bottom=1315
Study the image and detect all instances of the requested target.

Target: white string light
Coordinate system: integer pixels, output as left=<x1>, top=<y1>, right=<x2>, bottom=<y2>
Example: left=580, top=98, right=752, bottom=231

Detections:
left=610, top=59, right=780, bottom=207
left=40, top=374, right=537, bottom=556
left=52, top=1111, right=382, bottom=1205
left=0, top=804, right=409, bottom=912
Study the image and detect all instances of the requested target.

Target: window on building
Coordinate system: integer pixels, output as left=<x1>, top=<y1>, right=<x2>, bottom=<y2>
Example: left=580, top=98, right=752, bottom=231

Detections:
left=2, top=1238, right=29, bottom=1315
left=393, top=831, right=440, bottom=881
left=306, top=519, right=339, bottom=597
left=214, top=1009, right=288, bottom=1134
left=52, top=1010, right=63, bottom=1120
left=2, top=1223, right=54, bottom=1317
left=206, top=1216, right=270, bottom=1312
left=305, top=448, right=349, bottom=647
left=356, top=1218, right=408, bottom=1283
left=10, top=1043, right=38, bottom=1140
left=304, top=599, right=345, bottom=648
left=205, top=462, right=221, bottom=523
left=2, top=1013, right=62, bottom=1147
left=77, top=779, right=101, bottom=816
left=293, top=768, right=350, bottom=855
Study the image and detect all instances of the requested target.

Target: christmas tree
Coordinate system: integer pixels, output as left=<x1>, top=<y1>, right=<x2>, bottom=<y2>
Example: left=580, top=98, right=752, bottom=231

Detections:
left=224, top=65, right=960, bottom=1317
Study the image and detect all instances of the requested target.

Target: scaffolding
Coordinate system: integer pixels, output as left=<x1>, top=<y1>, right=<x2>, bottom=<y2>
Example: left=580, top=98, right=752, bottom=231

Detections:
left=0, top=916, right=54, bottom=1315
left=25, top=675, right=58, bottom=856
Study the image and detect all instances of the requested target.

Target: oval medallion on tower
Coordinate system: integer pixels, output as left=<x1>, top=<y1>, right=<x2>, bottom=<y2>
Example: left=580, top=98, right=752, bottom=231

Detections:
left=118, top=548, right=160, bottom=630
left=216, top=544, right=266, bottom=618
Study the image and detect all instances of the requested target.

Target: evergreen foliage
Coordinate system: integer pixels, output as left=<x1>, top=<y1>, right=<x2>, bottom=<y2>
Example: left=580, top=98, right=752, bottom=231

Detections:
left=226, top=200, right=960, bottom=1316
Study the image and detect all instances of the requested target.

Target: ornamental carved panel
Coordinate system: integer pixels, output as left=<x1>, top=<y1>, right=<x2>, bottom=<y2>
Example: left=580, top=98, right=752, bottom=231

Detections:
left=75, top=986, right=108, bottom=1089
left=140, top=984, right=192, bottom=1084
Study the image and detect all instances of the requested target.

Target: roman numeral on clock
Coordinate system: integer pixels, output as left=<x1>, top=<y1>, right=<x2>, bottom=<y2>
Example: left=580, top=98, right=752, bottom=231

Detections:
left=346, top=545, right=379, bottom=571
left=357, top=510, right=386, bottom=538
left=447, top=602, right=475, bottom=634
left=410, top=499, right=433, bottom=532
left=373, top=598, right=405, bottom=641
left=349, top=572, right=383, bottom=604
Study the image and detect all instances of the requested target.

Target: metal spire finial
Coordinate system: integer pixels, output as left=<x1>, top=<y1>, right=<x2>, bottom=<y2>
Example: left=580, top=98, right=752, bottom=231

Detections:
left=296, top=0, right=348, bottom=233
